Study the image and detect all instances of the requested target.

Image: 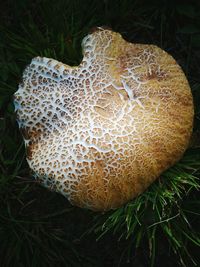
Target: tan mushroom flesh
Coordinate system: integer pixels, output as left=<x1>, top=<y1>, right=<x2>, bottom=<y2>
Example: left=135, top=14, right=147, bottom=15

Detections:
left=14, top=28, right=194, bottom=211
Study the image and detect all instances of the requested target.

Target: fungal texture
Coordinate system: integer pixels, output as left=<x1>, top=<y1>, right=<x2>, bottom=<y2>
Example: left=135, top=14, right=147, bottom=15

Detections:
left=14, top=28, right=194, bottom=211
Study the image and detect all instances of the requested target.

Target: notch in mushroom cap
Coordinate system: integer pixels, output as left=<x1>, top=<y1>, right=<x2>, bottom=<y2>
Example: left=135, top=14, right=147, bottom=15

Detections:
left=14, top=28, right=194, bottom=211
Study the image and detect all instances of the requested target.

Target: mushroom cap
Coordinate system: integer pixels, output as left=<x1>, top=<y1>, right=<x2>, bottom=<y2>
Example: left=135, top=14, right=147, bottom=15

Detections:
left=14, top=28, right=194, bottom=211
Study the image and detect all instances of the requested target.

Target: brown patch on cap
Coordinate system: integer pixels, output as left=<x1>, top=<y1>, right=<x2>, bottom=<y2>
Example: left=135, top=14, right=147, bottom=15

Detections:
left=26, top=142, right=37, bottom=160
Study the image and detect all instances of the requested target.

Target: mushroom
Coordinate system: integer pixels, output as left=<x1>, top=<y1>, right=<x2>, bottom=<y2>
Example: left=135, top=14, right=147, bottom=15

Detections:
left=14, top=28, right=194, bottom=211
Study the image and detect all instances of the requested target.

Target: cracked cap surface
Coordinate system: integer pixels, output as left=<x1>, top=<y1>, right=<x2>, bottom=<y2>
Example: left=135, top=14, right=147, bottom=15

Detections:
left=14, top=28, right=194, bottom=211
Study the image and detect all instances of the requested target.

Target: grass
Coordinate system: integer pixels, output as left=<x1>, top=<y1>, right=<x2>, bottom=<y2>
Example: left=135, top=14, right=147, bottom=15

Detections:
left=0, top=0, right=200, bottom=266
